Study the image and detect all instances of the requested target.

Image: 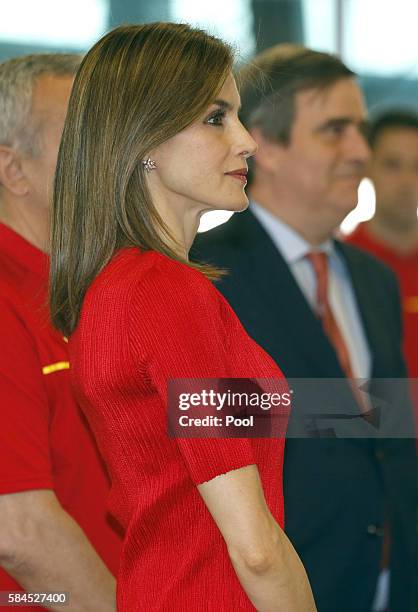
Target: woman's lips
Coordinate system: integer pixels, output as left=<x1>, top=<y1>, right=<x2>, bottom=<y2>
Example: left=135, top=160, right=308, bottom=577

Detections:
left=225, top=169, right=248, bottom=184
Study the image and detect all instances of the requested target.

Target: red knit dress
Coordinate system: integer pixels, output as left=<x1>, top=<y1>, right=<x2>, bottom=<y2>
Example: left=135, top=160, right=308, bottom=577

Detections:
left=69, top=248, right=289, bottom=611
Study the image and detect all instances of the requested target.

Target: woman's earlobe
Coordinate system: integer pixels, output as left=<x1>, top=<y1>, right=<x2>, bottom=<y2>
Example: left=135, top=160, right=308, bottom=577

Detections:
left=142, top=158, right=157, bottom=172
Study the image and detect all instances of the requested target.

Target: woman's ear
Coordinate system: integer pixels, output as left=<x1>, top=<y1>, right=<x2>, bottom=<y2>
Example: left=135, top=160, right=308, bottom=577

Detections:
left=0, top=146, right=30, bottom=196
left=249, top=127, right=287, bottom=174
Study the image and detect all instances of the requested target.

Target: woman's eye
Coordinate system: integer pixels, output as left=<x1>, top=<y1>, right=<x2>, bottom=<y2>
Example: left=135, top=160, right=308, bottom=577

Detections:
left=206, top=111, right=225, bottom=126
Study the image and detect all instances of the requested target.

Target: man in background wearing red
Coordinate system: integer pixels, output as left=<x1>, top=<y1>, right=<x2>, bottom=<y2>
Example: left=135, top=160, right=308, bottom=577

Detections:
left=0, top=54, right=121, bottom=610
left=347, top=111, right=418, bottom=433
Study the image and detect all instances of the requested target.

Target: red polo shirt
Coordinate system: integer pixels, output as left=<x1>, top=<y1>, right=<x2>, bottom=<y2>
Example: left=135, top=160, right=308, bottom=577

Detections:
left=347, top=223, right=418, bottom=440
left=0, top=223, right=121, bottom=604
left=347, top=223, right=418, bottom=377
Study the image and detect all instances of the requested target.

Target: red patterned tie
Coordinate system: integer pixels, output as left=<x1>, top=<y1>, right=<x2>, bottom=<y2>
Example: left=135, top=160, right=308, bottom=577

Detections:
left=307, top=252, right=356, bottom=379
left=307, top=251, right=371, bottom=415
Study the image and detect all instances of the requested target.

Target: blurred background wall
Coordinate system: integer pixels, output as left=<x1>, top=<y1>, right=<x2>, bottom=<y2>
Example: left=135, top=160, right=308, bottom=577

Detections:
left=2, top=0, right=417, bottom=231
left=2, top=0, right=417, bottom=109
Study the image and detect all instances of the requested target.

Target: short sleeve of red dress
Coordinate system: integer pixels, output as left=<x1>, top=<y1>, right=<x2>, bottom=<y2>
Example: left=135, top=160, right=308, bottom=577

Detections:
left=128, top=256, right=257, bottom=485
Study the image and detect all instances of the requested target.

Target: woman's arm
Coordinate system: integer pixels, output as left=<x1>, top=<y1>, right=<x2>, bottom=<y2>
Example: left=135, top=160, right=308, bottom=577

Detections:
left=198, top=465, right=316, bottom=612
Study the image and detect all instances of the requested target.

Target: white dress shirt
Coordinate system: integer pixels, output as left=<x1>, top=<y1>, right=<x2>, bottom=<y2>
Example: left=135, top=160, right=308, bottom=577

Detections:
left=250, top=201, right=371, bottom=379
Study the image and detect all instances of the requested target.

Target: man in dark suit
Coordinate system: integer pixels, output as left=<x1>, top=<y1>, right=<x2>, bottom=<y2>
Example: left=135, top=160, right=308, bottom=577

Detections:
left=193, top=45, right=417, bottom=612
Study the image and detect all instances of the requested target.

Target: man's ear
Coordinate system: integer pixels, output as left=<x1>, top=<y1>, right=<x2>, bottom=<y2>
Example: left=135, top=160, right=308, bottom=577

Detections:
left=249, top=127, right=288, bottom=173
left=0, top=145, right=29, bottom=196
left=364, top=157, right=374, bottom=181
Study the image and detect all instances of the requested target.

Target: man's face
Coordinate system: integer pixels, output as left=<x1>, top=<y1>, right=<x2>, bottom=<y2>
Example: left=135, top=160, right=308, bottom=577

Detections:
left=368, top=127, right=418, bottom=230
left=21, top=74, right=74, bottom=210
left=272, top=78, right=370, bottom=225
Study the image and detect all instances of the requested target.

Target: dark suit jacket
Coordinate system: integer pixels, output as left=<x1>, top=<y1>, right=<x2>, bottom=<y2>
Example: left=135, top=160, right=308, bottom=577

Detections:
left=193, top=208, right=417, bottom=612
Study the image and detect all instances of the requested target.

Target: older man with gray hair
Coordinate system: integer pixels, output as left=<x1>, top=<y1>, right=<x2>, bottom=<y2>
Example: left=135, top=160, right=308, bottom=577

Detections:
left=0, top=54, right=121, bottom=611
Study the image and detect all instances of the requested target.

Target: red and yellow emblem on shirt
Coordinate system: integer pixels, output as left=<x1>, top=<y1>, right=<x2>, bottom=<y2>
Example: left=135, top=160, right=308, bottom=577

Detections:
left=42, top=361, right=70, bottom=375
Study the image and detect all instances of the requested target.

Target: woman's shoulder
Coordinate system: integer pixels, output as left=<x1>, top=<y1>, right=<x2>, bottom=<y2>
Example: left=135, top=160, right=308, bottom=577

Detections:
left=94, top=247, right=218, bottom=303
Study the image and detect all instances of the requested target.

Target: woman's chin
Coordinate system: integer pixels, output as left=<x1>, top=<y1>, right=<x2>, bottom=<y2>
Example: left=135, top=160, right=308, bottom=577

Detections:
left=224, top=197, right=249, bottom=213
left=200, top=196, right=249, bottom=217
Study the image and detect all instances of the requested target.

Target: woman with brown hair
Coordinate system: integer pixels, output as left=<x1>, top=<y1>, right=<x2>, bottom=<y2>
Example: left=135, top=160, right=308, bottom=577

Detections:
left=49, top=22, right=315, bottom=612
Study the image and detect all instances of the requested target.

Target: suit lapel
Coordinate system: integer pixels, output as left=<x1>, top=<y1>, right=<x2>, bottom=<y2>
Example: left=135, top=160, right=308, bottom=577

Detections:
left=230, top=210, right=345, bottom=377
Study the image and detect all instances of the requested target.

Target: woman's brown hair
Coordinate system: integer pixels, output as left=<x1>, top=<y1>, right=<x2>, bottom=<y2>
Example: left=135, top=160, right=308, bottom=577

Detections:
left=50, top=22, right=233, bottom=336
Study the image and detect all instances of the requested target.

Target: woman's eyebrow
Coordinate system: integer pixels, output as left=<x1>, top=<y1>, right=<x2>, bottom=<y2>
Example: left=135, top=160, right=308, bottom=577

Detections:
left=212, top=99, right=241, bottom=112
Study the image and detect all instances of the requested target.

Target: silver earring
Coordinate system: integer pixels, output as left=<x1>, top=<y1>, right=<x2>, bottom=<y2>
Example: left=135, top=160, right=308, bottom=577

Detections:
left=142, top=157, right=157, bottom=172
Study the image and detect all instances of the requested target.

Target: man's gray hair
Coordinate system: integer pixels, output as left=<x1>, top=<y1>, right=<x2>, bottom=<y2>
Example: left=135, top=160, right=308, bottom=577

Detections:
left=0, top=53, right=81, bottom=155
